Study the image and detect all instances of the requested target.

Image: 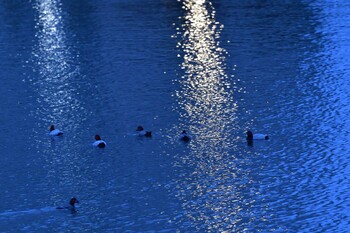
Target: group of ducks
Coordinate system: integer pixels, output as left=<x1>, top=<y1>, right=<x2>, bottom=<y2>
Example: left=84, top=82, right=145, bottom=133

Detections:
left=50, top=124, right=268, bottom=149
left=50, top=126, right=191, bottom=212
left=50, top=127, right=268, bottom=212
left=49, top=125, right=193, bottom=148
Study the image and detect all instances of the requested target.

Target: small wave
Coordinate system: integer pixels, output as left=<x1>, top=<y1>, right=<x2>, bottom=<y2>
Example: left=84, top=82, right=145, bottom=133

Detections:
left=0, top=207, right=56, bottom=219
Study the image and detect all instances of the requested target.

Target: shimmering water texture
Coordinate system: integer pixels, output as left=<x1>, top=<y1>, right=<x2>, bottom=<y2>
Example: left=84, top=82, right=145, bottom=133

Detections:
left=172, top=1, right=250, bottom=232
left=1, top=0, right=350, bottom=232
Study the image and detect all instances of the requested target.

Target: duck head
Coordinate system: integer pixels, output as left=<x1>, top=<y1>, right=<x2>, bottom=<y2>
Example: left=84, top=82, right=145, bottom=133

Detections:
left=49, top=125, right=55, bottom=132
left=95, top=135, right=102, bottom=141
left=246, top=131, right=253, bottom=140
left=69, top=197, right=79, bottom=207
left=136, top=126, right=144, bottom=131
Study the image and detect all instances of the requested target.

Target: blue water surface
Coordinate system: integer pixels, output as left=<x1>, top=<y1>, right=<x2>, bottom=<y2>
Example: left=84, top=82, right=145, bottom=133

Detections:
left=1, top=0, right=350, bottom=232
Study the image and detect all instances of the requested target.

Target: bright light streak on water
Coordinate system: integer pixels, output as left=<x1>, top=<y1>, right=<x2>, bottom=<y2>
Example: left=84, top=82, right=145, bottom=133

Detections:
left=29, top=0, right=93, bottom=207
left=172, top=1, right=263, bottom=231
left=176, top=0, right=237, bottom=146
left=31, top=0, right=85, bottom=126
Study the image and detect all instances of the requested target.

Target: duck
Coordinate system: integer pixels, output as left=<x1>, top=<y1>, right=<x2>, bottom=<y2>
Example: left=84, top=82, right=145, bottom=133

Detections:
left=179, top=130, right=191, bottom=142
left=246, top=130, right=269, bottom=140
left=136, top=126, right=152, bottom=137
left=56, top=197, right=79, bottom=212
left=49, top=125, right=63, bottom=136
left=92, top=135, right=107, bottom=148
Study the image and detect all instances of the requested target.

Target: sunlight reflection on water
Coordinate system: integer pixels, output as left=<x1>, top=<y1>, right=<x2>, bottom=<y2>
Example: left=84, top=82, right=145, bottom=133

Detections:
left=30, top=0, right=92, bottom=207
left=32, top=0, right=85, bottom=126
left=176, top=0, right=237, bottom=146
left=172, top=1, right=261, bottom=231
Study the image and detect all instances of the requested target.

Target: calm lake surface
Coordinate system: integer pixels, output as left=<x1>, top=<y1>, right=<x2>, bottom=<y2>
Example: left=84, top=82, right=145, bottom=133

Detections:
left=1, top=0, right=350, bottom=232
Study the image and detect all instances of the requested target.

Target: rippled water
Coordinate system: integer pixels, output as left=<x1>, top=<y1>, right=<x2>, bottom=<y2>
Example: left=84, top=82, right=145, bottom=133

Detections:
left=1, top=0, right=350, bottom=232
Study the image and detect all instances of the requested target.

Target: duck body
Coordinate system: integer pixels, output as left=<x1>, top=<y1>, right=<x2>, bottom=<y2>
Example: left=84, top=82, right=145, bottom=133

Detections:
left=136, top=126, right=152, bottom=137
left=246, top=131, right=269, bottom=140
left=56, top=197, right=79, bottom=212
left=93, top=135, right=107, bottom=148
left=93, top=140, right=107, bottom=148
left=49, top=125, right=63, bottom=136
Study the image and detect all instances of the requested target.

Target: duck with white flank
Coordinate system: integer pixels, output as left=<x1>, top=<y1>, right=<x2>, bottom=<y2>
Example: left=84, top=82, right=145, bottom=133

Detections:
left=136, top=126, right=152, bottom=137
left=246, top=130, right=269, bottom=141
left=49, top=125, right=63, bottom=136
left=93, top=135, right=107, bottom=148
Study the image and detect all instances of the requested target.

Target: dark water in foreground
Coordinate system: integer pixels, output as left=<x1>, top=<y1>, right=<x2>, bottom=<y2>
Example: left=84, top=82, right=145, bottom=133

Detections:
left=1, top=0, right=350, bottom=232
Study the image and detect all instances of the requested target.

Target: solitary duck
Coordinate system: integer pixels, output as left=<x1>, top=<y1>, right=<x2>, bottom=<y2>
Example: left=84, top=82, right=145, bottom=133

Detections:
left=49, top=125, right=63, bottom=136
left=56, top=197, right=79, bottom=212
left=246, top=130, right=269, bottom=140
left=136, top=126, right=152, bottom=137
left=93, top=135, right=107, bottom=148
left=179, top=130, right=191, bottom=142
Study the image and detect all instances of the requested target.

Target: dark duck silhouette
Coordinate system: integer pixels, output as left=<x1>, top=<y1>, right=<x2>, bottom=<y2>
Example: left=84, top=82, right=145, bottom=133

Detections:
left=179, top=130, right=191, bottom=142
left=136, top=126, right=152, bottom=137
left=56, top=198, right=79, bottom=212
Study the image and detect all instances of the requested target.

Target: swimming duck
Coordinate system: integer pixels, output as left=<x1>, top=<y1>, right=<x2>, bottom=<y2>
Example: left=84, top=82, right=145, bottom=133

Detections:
left=246, top=130, right=269, bottom=140
left=136, top=126, right=152, bottom=137
left=56, top=197, right=79, bottom=212
left=49, top=125, right=63, bottom=136
left=179, top=130, right=191, bottom=142
left=93, top=135, right=107, bottom=148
